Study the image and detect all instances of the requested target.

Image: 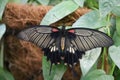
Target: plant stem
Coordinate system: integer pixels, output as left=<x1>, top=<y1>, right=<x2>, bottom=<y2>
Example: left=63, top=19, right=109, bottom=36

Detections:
left=106, top=13, right=111, bottom=36
left=101, top=48, right=106, bottom=70
left=111, top=64, right=116, bottom=75
left=109, top=62, right=116, bottom=75
left=106, top=13, right=116, bottom=74
left=0, top=38, right=4, bottom=68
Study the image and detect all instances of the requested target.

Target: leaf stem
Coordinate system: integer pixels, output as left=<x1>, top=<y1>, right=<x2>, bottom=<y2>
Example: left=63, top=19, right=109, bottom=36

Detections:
left=0, top=38, right=4, bottom=68
left=101, top=48, right=106, bottom=70
left=106, top=13, right=116, bottom=74
left=109, top=62, right=116, bottom=75
left=106, top=13, right=111, bottom=36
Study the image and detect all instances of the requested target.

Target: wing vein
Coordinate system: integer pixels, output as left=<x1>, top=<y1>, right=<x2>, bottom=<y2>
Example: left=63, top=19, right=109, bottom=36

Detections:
left=78, top=36, right=86, bottom=51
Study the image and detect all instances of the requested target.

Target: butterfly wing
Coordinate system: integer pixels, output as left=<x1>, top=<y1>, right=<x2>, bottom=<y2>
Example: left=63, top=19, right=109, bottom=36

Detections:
left=17, top=25, right=60, bottom=49
left=67, top=28, right=113, bottom=51
left=17, top=25, right=63, bottom=74
left=62, top=28, right=113, bottom=66
left=17, top=26, right=63, bottom=64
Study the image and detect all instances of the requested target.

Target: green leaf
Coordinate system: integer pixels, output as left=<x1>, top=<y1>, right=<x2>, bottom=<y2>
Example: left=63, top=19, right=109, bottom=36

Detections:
left=80, top=48, right=101, bottom=76
left=8, top=0, right=19, bottom=3
left=0, top=75, right=5, bottom=80
left=0, top=24, right=6, bottom=40
left=73, top=0, right=85, bottom=7
left=81, top=69, right=114, bottom=80
left=112, top=6, right=120, bottom=16
left=109, top=45, right=120, bottom=69
left=42, top=56, right=66, bottom=80
left=0, top=0, right=8, bottom=20
left=111, top=1, right=120, bottom=17
left=19, top=0, right=28, bottom=4
left=85, top=0, right=98, bottom=9
left=8, top=0, right=28, bottom=3
left=99, top=0, right=113, bottom=17
left=41, top=0, right=79, bottom=25
left=48, top=0, right=61, bottom=5
left=116, top=17, right=120, bottom=36
left=98, top=27, right=109, bottom=34
left=110, top=16, right=116, bottom=37
left=99, top=0, right=120, bottom=17
left=37, top=0, right=50, bottom=5
left=72, top=10, right=107, bottom=29
left=113, top=31, right=120, bottom=46
left=114, top=68, right=120, bottom=80
left=81, top=70, right=105, bottom=80
left=98, top=16, right=116, bottom=35
left=0, top=67, right=14, bottom=80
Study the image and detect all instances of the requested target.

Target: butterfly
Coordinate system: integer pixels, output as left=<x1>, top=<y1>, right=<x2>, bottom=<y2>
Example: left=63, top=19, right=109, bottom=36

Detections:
left=17, top=25, right=113, bottom=74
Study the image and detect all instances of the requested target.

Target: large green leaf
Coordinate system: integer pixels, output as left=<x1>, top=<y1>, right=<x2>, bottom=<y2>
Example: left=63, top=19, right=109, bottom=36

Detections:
left=113, top=31, right=120, bottom=46
left=80, top=48, right=101, bottom=76
left=72, top=10, right=107, bottom=29
left=42, top=56, right=66, bottom=80
left=111, top=0, right=120, bottom=17
left=99, top=0, right=113, bottom=17
left=37, top=0, right=50, bottom=5
left=112, top=6, right=120, bottom=16
left=109, top=45, right=120, bottom=69
left=41, top=0, right=79, bottom=25
left=0, top=67, right=14, bottom=80
left=81, top=69, right=114, bottom=80
left=0, top=0, right=8, bottom=20
left=99, top=0, right=120, bottom=17
left=0, top=24, right=6, bottom=40
left=73, top=0, right=85, bottom=7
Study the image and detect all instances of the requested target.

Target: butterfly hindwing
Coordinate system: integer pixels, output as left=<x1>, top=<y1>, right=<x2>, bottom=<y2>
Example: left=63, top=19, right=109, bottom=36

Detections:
left=63, top=36, right=85, bottom=67
left=62, top=28, right=113, bottom=67
left=67, top=28, right=113, bottom=51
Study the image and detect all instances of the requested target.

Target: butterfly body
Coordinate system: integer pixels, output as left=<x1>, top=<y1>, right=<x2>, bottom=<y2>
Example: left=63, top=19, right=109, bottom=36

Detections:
left=17, top=25, right=113, bottom=69
left=42, top=26, right=79, bottom=66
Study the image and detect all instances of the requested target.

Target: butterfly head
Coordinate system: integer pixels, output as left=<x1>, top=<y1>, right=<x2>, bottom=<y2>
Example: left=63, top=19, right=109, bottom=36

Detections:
left=61, top=25, right=65, bottom=30
left=60, top=26, right=66, bottom=36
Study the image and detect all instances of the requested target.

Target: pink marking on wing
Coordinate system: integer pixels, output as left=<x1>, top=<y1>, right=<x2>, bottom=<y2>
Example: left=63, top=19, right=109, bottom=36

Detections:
left=68, top=29, right=75, bottom=33
left=52, top=28, right=59, bottom=32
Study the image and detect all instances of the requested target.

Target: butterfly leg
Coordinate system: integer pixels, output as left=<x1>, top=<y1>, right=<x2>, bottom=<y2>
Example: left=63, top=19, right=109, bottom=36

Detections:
left=49, top=63, right=53, bottom=75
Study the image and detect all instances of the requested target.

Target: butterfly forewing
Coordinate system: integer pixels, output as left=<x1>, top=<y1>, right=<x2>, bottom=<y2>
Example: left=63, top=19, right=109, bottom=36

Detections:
left=17, top=26, right=60, bottom=48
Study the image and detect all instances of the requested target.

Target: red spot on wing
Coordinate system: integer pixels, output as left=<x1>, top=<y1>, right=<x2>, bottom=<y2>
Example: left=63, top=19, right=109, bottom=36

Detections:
left=52, top=28, right=59, bottom=32
left=68, top=29, right=75, bottom=33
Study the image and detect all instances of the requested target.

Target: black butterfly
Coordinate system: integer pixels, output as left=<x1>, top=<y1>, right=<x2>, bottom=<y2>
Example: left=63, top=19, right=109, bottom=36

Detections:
left=17, top=25, right=113, bottom=73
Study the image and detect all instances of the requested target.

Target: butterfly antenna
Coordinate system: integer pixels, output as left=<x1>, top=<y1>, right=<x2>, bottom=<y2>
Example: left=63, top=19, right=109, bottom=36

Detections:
left=49, top=63, right=53, bottom=75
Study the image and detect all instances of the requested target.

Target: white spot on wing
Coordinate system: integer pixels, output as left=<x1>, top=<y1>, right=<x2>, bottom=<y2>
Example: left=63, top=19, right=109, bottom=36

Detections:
left=70, top=47, right=72, bottom=53
left=50, top=47, right=53, bottom=52
left=72, top=48, right=75, bottom=54
left=53, top=46, right=56, bottom=51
